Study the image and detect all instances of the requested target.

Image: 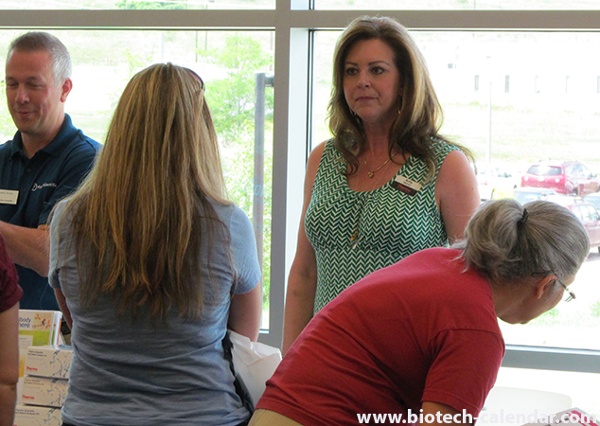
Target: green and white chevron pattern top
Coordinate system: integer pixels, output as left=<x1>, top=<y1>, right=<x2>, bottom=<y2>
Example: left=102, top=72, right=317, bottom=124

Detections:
left=305, top=138, right=458, bottom=312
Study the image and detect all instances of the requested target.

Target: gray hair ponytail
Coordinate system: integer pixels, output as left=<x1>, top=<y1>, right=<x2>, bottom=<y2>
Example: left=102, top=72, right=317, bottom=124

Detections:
left=455, top=199, right=589, bottom=284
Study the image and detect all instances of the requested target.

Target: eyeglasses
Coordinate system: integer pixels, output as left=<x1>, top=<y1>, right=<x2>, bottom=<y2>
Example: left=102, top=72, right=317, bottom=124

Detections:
left=556, top=279, right=576, bottom=302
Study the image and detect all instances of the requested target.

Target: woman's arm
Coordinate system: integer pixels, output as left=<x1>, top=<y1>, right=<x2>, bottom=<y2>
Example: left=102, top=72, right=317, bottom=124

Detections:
left=281, top=218, right=318, bottom=355
left=54, top=288, right=73, bottom=330
left=435, top=150, right=480, bottom=243
left=0, top=302, right=19, bottom=426
left=281, top=142, right=325, bottom=355
left=228, top=284, right=262, bottom=342
left=420, top=401, right=467, bottom=425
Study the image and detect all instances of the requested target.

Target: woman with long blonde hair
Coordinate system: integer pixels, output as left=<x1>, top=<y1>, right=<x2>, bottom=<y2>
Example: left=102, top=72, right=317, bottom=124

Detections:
left=49, top=63, right=261, bottom=426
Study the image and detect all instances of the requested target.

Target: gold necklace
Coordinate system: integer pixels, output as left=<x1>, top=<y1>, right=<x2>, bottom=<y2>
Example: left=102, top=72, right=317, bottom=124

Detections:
left=364, top=157, right=392, bottom=178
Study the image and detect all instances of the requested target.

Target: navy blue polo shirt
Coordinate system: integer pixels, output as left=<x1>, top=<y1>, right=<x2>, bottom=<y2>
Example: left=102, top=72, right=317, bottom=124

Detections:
left=0, top=114, right=101, bottom=310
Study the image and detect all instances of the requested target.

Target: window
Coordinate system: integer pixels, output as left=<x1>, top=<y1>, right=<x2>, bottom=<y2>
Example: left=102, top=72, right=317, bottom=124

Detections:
left=2, top=0, right=275, bottom=10
left=312, top=29, right=600, bottom=358
left=0, top=28, right=275, bottom=331
left=2, top=3, right=599, bottom=414
left=313, top=0, right=600, bottom=10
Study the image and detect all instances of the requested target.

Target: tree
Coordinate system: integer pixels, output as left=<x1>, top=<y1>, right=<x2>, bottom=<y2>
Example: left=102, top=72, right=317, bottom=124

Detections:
left=198, top=34, right=274, bottom=310
left=199, top=35, right=273, bottom=147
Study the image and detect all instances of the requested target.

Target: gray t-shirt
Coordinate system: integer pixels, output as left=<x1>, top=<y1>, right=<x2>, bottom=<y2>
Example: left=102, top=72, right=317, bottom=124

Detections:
left=49, top=198, right=261, bottom=426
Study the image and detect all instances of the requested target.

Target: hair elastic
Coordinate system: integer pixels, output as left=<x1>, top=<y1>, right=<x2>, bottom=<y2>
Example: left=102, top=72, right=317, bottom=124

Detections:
left=518, top=208, right=528, bottom=225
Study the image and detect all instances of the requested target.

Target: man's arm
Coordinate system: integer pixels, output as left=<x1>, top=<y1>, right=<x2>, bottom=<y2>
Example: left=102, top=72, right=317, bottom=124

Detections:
left=0, top=222, right=49, bottom=277
left=0, top=138, right=99, bottom=278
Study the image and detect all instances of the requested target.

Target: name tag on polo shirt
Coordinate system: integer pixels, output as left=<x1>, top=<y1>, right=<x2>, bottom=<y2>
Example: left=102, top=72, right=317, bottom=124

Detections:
left=0, top=189, right=19, bottom=205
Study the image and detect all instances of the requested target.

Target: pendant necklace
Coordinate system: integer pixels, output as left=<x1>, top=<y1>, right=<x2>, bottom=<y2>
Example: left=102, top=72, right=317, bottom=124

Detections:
left=364, top=156, right=393, bottom=178
left=349, top=193, right=371, bottom=249
left=351, top=156, right=394, bottom=248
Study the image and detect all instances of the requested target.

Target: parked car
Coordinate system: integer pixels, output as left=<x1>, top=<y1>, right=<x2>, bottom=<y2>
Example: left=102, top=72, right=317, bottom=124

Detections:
left=520, top=160, right=600, bottom=196
left=565, top=201, right=600, bottom=252
left=476, top=165, right=518, bottom=201
left=513, top=187, right=563, bottom=205
left=583, top=192, right=600, bottom=211
left=514, top=189, right=600, bottom=251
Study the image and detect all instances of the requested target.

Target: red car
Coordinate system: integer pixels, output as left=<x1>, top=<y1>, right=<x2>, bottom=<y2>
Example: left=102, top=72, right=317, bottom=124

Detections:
left=521, top=161, right=600, bottom=196
left=565, top=201, right=600, bottom=252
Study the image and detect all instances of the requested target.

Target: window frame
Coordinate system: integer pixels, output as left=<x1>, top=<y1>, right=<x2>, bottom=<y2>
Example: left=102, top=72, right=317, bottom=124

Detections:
left=2, top=3, right=599, bottom=371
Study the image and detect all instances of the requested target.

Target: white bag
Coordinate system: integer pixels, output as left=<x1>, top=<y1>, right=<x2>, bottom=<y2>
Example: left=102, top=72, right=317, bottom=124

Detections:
left=228, top=330, right=282, bottom=406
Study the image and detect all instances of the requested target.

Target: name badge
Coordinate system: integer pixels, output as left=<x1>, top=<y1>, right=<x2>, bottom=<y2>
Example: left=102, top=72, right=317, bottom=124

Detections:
left=391, top=175, right=422, bottom=196
left=0, top=189, right=19, bottom=205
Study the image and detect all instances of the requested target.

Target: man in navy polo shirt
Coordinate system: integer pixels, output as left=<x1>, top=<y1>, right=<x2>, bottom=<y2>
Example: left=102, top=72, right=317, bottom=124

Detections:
left=0, top=31, right=101, bottom=310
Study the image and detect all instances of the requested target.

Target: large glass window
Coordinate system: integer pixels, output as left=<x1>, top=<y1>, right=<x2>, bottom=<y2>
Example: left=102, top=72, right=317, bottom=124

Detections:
left=311, top=27, right=599, bottom=415
left=314, top=0, right=600, bottom=10
left=312, top=29, right=600, bottom=353
left=0, top=29, right=275, bottom=328
left=2, top=5, right=599, bottom=414
left=2, top=0, right=275, bottom=10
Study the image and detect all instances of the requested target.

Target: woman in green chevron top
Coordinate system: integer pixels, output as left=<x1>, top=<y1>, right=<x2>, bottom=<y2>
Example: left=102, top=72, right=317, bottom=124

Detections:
left=282, top=16, right=480, bottom=354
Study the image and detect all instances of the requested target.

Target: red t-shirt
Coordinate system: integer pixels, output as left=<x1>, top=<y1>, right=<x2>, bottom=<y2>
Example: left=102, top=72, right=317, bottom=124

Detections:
left=0, top=234, right=22, bottom=312
left=258, top=248, right=504, bottom=425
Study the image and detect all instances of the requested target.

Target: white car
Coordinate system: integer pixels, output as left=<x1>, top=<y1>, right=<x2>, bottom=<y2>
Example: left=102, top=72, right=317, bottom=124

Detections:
left=477, top=166, right=519, bottom=201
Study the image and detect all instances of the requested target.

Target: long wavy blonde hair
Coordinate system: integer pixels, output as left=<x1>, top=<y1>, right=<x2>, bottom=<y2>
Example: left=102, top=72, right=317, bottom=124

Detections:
left=64, top=63, right=229, bottom=321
